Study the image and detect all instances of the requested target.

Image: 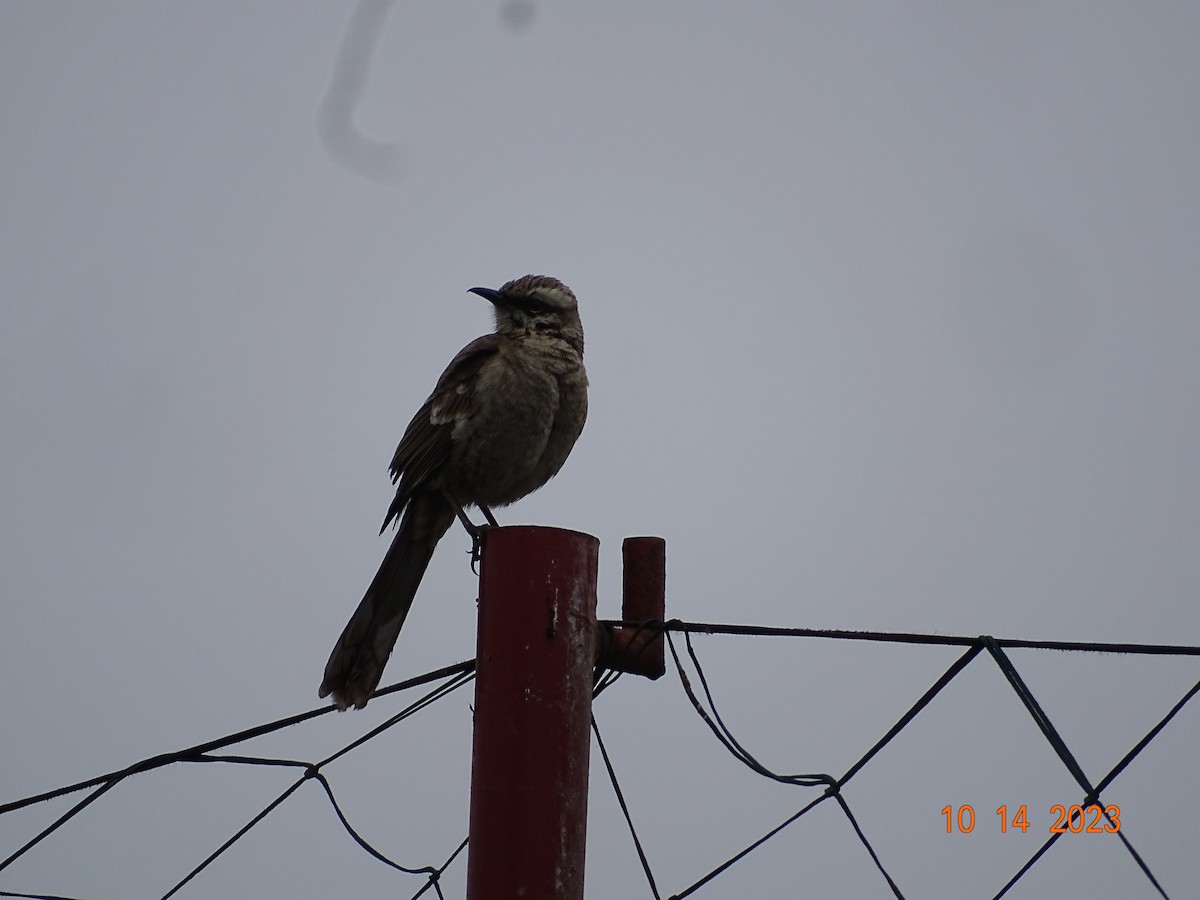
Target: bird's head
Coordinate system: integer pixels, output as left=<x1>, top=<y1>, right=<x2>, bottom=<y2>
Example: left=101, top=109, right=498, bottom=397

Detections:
left=469, top=275, right=583, bottom=352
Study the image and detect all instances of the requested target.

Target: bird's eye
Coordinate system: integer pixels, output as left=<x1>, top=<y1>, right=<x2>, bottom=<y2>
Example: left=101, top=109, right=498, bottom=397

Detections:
left=534, top=320, right=555, bottom=331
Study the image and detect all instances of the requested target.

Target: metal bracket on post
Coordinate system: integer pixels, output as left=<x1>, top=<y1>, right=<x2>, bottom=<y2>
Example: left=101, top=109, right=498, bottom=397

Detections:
left=595, top=536, right=667, bottom=679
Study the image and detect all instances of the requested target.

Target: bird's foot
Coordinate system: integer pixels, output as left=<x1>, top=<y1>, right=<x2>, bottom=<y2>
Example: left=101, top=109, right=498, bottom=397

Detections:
left=442, top=494, right=499, bottom=573
left=468, top=505, right=500, bottom=573
left=469, top=526, right=490, bottom=573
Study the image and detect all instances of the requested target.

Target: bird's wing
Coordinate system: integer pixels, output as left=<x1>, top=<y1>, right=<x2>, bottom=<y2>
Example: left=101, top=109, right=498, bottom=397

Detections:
left=381, top=335, right=502, bottom=531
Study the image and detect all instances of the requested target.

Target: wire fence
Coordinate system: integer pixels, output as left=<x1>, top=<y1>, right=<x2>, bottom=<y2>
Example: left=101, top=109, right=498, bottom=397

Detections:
left=0, top=662, right=476, bottom=900
left=2, top=622, right=1197, bottom=899
left=621, top=622, right=1200, bottom=899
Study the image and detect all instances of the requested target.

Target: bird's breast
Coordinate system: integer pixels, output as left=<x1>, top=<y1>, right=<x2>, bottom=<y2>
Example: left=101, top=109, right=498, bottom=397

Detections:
left=448, top=349, right=586, bottom=506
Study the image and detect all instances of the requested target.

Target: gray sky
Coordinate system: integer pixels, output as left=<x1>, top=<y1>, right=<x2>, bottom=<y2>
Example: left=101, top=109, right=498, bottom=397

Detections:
left=2, top=2, right=1198, bottom=897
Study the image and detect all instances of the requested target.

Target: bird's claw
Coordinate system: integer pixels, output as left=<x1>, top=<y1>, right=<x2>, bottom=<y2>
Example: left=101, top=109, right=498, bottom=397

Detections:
left=469, top=525, right=492, bottom=574
left=460, top=503, right=498, bottom=574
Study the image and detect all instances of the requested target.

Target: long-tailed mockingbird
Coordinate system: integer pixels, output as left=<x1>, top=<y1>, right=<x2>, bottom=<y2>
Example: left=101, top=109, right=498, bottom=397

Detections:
left=319, top=274, right=587, bottom=709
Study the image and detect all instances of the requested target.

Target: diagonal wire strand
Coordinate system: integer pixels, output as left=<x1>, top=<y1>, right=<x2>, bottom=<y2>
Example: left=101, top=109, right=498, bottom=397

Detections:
left=0, top=661, right=475, bottom=818
left=0, top=780, right=122, bottom=874
left=837, top=643, right=983, bottom=788
left=665, top=639, right=980, bottom=898
left=666, top=794, right=829, bottom=900
left=829, top=792, right=905, bottom=899
left=591, top=714, right=661, bottom=900
left=157, top=667, right=475, bottom=899
left=982, top=637, right=1095, bottom=795
left=992, top=673, right=1200, bottom=899
left=981, top=638, right=1168, bottom=898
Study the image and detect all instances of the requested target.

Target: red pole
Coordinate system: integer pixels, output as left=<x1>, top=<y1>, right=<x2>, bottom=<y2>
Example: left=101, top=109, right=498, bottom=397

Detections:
left=465, top=525, right=599, bottom=900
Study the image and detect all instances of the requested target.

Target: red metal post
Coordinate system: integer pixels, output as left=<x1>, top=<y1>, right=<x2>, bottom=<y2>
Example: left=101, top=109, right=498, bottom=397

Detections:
left=465, top=525, right=599, bottom=900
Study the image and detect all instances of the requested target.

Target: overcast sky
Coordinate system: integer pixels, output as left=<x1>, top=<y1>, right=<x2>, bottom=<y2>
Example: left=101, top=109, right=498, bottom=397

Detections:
left=2, top=2, right=1198, bottom=898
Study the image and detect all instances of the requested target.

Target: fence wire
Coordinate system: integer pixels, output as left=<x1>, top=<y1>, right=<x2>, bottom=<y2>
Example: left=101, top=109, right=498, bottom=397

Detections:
left=603, top=620, right=1198, bottom=900
left=1, top=662, right=475, bottom=900
left=2, top=624, right=1197, bottom=899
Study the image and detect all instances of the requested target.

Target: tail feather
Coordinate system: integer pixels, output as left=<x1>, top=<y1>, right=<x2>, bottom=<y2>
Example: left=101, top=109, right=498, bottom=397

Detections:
left=319, top=494, right=454, bottom=709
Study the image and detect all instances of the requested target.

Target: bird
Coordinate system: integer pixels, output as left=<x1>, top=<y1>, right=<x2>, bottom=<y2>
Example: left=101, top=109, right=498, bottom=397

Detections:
left=319, top=274, right=588, bottom=709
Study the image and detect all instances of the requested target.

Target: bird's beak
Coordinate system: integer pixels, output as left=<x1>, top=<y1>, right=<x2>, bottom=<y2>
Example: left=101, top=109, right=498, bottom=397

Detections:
left=468, top=286, right=504, bottom=306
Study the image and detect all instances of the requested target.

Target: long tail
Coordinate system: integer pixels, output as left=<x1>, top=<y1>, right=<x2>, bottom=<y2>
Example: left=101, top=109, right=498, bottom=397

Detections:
left=319, top=493, right=454, bottom=709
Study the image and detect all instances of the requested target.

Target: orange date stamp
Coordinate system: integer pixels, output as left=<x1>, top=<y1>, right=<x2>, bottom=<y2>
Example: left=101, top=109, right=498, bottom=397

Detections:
left=941, top=804, right=1121, bottom=834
